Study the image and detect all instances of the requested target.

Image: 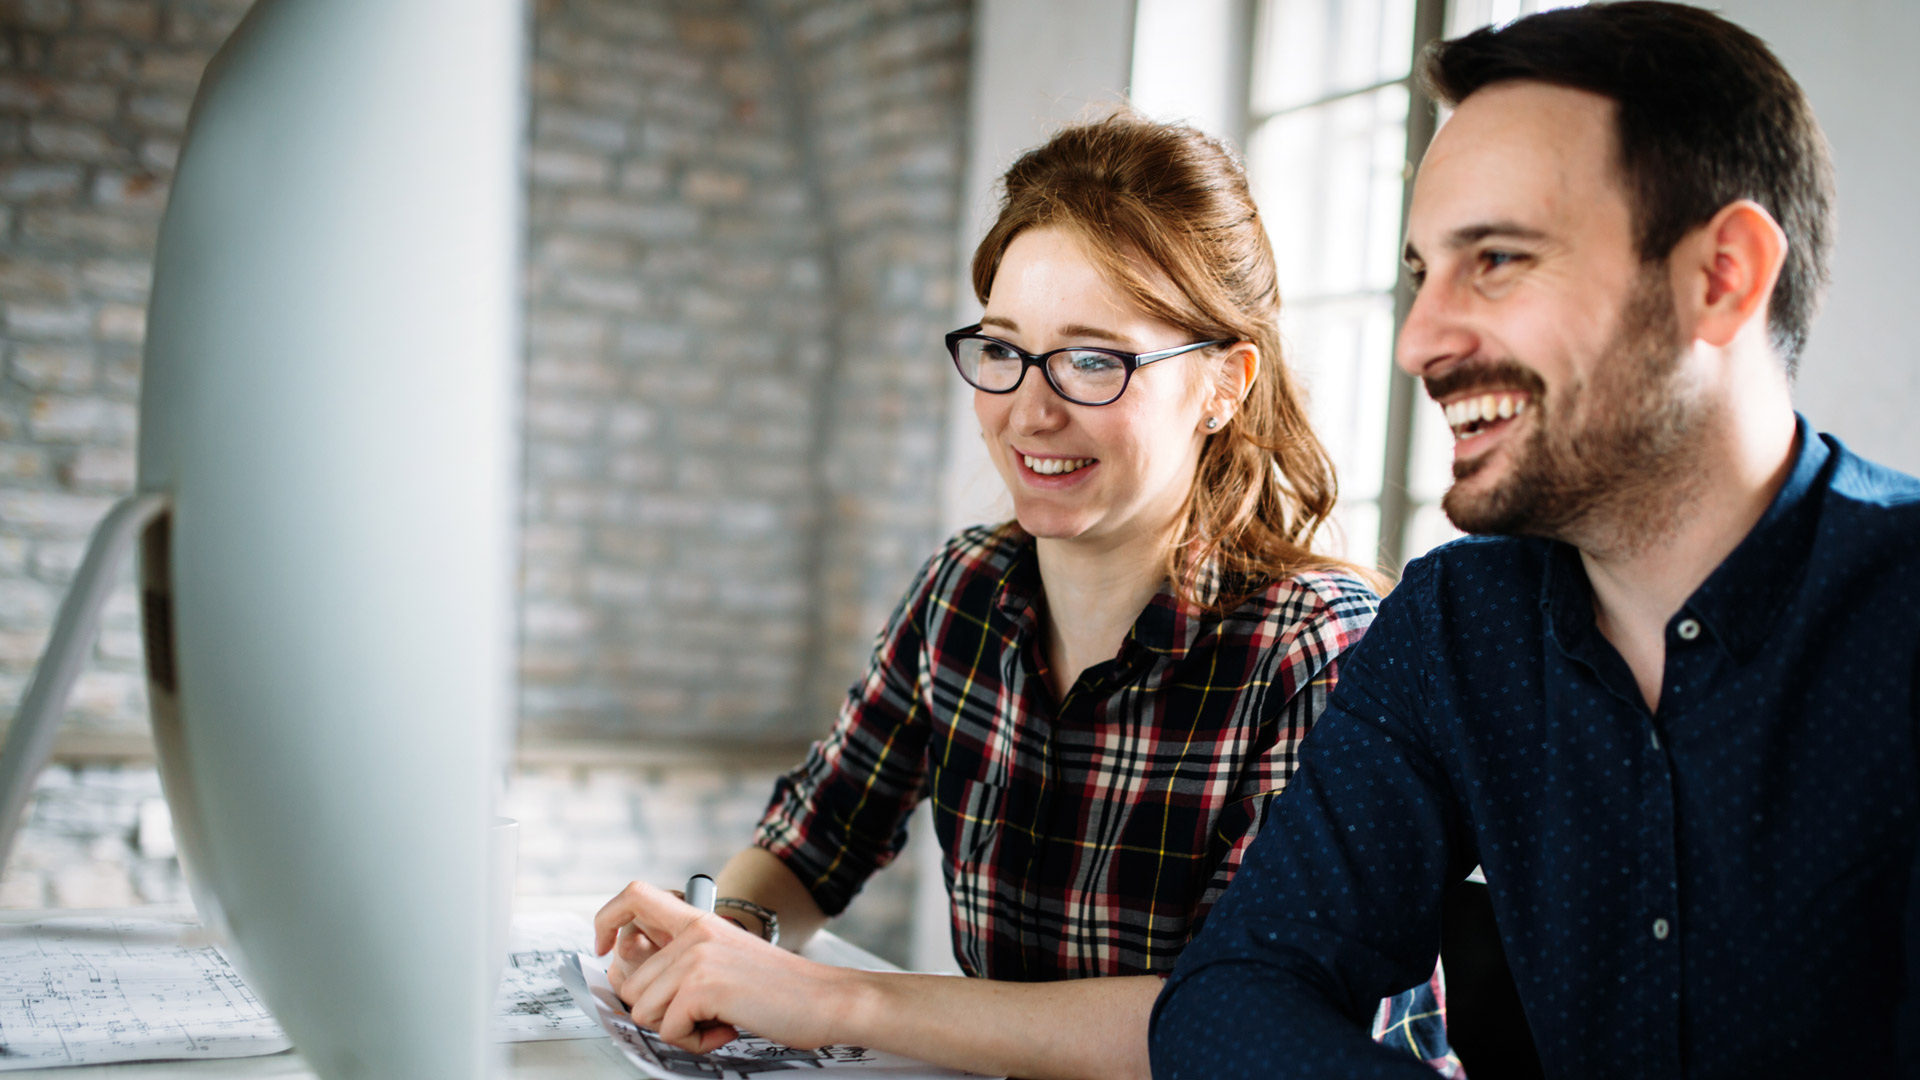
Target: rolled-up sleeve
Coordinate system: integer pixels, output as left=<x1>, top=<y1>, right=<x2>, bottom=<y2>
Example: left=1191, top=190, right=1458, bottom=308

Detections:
left=753, top=549, right=942, bottom=916
left=1151, top=561, right=1473, bottom=1078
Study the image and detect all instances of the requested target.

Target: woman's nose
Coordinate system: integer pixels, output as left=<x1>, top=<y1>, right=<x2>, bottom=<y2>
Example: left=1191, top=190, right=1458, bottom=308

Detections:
left=1007, top=366, right=1068, bottom=433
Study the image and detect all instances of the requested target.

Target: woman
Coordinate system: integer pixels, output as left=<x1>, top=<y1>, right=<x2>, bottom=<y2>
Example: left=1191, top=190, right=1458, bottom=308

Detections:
left=593, top=111, right=1455, bottom=1079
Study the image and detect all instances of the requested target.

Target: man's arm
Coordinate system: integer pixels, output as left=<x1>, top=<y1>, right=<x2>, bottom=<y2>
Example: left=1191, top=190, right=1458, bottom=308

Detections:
left=1902, top=646, right=1920, bottom=1068
left=1150, top=574, right=1472, bottom=1078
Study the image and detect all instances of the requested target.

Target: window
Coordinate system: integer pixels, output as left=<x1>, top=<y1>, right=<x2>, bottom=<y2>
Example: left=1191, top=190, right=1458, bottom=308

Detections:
left=1136, top=0, right=1582, bottom=572
left=1247, top=0, right=1584, bottom=571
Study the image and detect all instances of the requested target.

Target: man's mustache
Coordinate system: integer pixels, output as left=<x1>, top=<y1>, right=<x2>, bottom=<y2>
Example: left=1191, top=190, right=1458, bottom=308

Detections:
left=1423, top=359, right=1547, bottom=403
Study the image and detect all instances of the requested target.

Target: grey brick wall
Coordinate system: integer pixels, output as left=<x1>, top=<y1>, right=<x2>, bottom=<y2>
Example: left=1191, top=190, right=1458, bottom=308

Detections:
left=0, top=759, right=920, bottom=964
left=521, top=0, right=967, bottom=741
left=0, top=0, right=971, bottom=963
left=761, top=0, right=968, bottom=724
left=2, top=0, right=970, bottom=742
left=0, top=0, right=241, bottom=735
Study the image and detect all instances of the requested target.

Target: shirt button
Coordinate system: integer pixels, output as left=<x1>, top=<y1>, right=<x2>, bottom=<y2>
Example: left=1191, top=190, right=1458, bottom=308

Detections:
left=1652, top=918, right=1671, bottom=940
left=1675, top=619, right=1701, bottom=641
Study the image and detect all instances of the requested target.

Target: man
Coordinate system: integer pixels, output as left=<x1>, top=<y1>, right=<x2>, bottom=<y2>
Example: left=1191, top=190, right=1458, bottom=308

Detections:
left=1150, top=3, right=1920, bottom=1077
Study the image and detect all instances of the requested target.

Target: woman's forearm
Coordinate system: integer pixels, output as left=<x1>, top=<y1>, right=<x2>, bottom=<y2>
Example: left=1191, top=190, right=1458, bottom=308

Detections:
left=687, top=846, right=1159, bottom=1077
left=603, top=874, right=1158, bottom=1079
left=831, top=969, right=1160, bottom=1080
left=712, top=846, right=829, bottom=950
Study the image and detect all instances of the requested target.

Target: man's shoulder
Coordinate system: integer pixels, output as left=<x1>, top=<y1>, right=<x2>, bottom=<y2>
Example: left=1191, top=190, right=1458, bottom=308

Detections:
left=1395, top=533, right=1553, bottom=597
left=1823, top=436, right=1920, bottom=515
left=1813, top=436, right=1920, bottom=564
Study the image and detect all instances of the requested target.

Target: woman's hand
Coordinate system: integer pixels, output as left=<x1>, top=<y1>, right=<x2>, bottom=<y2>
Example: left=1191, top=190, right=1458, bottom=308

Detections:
left=592, top=881, right=684, bottom=990
left=592, top=881, right=865, bottom=1054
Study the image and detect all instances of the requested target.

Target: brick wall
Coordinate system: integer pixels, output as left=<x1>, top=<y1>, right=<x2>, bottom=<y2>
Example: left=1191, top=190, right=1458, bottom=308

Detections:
left=762, top=0, right=968, bottom=724
left=0, top=0, right=972, bottom=965
left=1, top=0, right=969, bottom=740
left=0, top=758, right=920, bottom=962
left=0, top=0, right=235, bottom=734
left=520, top=0, right=967, bottom=741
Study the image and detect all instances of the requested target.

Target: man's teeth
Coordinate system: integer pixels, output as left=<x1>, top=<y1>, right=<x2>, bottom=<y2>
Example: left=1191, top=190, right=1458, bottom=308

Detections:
left=1023, top=455, right=1094, bottom=476
left=1444, top=393, right=1529, bottom=438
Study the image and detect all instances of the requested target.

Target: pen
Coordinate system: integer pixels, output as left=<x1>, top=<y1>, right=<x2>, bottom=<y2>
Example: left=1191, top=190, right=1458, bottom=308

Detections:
left=684, top=873, right=716, bottom=915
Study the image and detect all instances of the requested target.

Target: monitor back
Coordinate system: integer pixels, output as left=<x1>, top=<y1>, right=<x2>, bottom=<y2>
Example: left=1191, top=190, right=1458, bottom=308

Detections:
left=136, top=0, right=523, bottom=1075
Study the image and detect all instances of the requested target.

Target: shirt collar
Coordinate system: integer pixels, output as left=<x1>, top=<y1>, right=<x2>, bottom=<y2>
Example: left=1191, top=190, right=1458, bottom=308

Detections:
left=990, top=532, right=1219, bottom=662
left=1542, top=413, right=1832, bottom=667
left=1683, top=415, right=1830, bottom=664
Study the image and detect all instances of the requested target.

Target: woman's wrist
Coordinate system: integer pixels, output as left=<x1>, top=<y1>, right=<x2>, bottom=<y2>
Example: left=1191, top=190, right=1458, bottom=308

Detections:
left=713, top=897, right=780, bottom=946
left=821, top=967, right=887, bottom=1047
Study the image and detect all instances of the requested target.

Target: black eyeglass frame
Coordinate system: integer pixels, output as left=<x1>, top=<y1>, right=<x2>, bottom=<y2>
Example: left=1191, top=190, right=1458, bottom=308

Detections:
left=944, top=324, right=1234, bottom=407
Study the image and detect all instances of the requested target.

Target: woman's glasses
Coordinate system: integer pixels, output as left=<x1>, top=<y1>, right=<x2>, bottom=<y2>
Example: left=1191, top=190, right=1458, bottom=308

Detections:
left=945, top=325, right=1231, bottom=407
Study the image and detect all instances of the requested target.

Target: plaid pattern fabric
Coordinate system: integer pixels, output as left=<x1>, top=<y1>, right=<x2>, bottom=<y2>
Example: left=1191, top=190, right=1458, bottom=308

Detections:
left=754, top=523, right=1376, bottom=980
left=1374, top=968, right=1466, bottom=1077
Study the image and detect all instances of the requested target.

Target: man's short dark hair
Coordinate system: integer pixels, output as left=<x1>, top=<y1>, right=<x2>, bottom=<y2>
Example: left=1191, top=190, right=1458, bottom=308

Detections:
left=1422, top=1, right=1835, bottom=373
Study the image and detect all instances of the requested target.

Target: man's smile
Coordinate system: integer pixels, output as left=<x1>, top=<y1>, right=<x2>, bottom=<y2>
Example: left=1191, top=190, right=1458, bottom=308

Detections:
left=1436, top=390, right=1534, bottom=468
left=1441, top=390, right=1531, bottom=439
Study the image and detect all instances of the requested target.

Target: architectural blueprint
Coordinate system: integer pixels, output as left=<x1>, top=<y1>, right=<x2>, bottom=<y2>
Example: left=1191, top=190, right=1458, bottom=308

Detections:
left=491, top=911, right=601, bottom=1042
left=0, top=917, right=290, bottom=1070
left=559, top=952, right=992, bottom=1079
left=0, top=909, right=605, bottom=1069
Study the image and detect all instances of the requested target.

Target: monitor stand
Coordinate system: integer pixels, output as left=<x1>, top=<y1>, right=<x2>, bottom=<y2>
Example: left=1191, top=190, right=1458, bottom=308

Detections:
left=0, top=492, right=169, bottom=870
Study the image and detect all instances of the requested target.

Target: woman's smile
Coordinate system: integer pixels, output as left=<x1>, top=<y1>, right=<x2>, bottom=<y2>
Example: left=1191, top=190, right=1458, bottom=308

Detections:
left=1016, top=450, right=1100, bottom=482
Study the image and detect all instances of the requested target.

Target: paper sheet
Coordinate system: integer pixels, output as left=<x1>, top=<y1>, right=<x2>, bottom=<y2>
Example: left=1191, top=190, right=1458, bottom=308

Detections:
left=559, top=951, right=993, bottom=1079
left=0, top=917, right=291, bottom=1070
left=491, top=911, right=602, bottom=1042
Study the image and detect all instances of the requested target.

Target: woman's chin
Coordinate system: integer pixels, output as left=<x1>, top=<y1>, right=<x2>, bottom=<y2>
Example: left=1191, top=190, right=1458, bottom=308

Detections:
left=1010, top=506, right=1094, bottom=542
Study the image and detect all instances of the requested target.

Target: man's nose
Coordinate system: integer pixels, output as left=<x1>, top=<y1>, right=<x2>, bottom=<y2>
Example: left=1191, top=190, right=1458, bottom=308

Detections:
left=1395, top=274, right=1478, bottom=379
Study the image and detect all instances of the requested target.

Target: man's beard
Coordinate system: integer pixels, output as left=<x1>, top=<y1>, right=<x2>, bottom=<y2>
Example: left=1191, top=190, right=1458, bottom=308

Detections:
left=1433, top=266, right=1701, bottom=548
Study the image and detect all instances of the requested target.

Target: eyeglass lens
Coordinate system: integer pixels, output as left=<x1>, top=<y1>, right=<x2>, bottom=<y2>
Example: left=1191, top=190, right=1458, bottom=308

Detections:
left=953, top=337, right=1127, bottom=403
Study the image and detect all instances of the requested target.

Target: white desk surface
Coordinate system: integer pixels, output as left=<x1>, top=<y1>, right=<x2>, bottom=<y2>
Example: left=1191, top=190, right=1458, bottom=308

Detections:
left=0, top=896, right=895, bottom=1079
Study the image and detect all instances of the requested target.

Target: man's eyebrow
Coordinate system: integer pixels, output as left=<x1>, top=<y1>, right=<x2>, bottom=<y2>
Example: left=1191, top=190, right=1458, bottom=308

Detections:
left=1405, top=221, right=1551, bottom=266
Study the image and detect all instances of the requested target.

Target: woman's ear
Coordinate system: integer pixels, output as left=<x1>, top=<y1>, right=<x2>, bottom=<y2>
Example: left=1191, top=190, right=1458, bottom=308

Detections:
left=1203, top=342, right=1259, bottom=429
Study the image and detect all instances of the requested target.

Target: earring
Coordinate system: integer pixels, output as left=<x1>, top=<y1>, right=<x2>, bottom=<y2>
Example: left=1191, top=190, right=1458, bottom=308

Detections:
left=1205, top=416, right=1221, bottom=430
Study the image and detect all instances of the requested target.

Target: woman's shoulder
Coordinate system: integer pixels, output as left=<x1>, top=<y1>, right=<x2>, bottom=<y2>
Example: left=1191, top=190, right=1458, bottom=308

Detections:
left=938, top=520, right=1030, bottom=564
left=905, top=521, right=1034, bottom=604
left=1221, top=566, right=1381, bottom=653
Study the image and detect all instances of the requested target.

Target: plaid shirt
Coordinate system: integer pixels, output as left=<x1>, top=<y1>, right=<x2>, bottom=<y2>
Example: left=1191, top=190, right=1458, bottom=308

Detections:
left=756, top=524, right=1459, bottom=1070
left=755, top=523, right=1376, bottom=978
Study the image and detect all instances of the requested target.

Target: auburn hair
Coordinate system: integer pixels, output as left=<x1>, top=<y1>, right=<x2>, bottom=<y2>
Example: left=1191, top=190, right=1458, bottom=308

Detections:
left=971, top=110, right=1371, bottom=608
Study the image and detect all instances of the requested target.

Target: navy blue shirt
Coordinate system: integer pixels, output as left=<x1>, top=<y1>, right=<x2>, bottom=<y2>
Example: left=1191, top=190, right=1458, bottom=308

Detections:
left=1151, top=421, right=1920, bottom=1078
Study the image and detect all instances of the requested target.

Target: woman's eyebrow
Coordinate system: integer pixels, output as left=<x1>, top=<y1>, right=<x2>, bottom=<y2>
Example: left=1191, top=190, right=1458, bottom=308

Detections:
left=977, top=316, right=1136, bottom=348
left=1056, top=322, right=1133, bottom=346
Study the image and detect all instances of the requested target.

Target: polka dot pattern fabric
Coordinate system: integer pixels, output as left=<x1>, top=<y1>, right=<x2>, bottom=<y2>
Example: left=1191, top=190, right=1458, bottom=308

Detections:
left=1150, top=422, right=1920, bottom=1078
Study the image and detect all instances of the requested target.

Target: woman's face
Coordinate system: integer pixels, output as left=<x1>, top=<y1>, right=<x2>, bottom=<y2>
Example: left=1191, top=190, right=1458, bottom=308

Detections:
left=974, top=227, right=1227, bottom=552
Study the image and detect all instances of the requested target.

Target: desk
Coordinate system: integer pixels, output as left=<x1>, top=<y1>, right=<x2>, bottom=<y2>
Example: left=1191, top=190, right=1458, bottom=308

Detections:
left=5, top=1038, right=644, bottom=1080
left=0, top=898, right=895, bottom=1079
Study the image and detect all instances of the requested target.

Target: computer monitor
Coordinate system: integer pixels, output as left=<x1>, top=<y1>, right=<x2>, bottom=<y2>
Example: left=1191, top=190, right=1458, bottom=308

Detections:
left=0, top=0, right=524, bottom=1075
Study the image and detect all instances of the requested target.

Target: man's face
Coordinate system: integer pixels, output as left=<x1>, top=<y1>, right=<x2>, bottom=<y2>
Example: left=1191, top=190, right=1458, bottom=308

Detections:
left=1398, top=81, right=1698, bottom=539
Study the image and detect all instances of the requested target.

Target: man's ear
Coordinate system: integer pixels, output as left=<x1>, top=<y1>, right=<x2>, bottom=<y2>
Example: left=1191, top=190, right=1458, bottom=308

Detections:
left=1205, top=342, right=1260, bottom=427
left=1683, top=199, right=1788, bottom=349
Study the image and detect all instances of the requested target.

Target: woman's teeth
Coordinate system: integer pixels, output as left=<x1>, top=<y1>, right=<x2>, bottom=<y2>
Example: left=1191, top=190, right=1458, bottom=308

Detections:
left=1023, top=455, right=1094, bottom=476
left=1444, top=393, right=1529, bottom=439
